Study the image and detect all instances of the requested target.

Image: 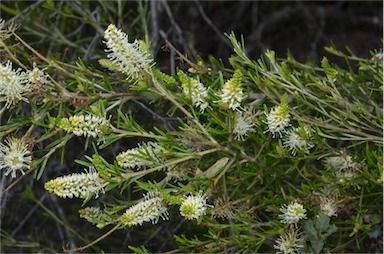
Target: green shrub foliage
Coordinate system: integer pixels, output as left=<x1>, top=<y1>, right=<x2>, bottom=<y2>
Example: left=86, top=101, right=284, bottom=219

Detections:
left=0, top=17, right=382, bottom=253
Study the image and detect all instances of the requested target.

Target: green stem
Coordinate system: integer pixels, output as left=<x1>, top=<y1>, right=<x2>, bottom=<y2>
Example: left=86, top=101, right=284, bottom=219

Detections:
left=120, top=148, right=218, bottom=180
left=150, top=72, right=219, bottom=145
left=65, top=223, right=122, bottom=252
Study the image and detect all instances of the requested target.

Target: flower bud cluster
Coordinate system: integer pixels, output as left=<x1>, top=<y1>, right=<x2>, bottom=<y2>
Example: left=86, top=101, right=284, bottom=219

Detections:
left=177, top=70, right=209, bottom=112
left=116, top=143, right=163, bottom=170
left=265, top=96, right=290, bottom=137
left=79, top=207, right=103, bottom=222
left=104, top=24, right=152, bottom=79
left=79, top=206, right=113, bottom=229
left=44, top=168, right=106, bottom=199
left=218, top=69, right=244, bottom=111
left=58, top=114, right=109, bottom=138
left=120, top=192, right=169, bottom=227
left=92, top=154, right=111, bottom=180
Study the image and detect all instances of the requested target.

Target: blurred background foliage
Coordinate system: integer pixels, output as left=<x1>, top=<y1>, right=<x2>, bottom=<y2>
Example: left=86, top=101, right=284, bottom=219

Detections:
left=0, top=0, right=382, bottom=253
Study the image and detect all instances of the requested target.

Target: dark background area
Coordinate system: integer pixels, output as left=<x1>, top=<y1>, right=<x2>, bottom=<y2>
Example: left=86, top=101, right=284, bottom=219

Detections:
left=152, top=1, right=383, bottom=70
left=0, top=1, right=382, bottom=253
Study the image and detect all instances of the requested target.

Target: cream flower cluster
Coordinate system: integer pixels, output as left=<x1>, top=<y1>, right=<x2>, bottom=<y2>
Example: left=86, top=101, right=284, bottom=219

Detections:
left=0, top=137, right=32, bottom=178
left=79, top=206, right=103, bottom=221
left=177, top=70, right=209, bottom=112
left=265, top=98, right=290, bottom=137
left=278, top=201, right=307, bottom=226
left=24, top=63, right=49, bottom=104
left=116, top=143, right=162, bottom=170
left=104, top=24, right=152, bottom=79
left=233, top=111, right=255, bottom=141
left=180, top=192, right=210, bottom=220
left=218, top=69, right=244, bottom=111
left=319, top=196, right=338, bottom=217
left=26, top=63, right=48, bottom=85
left=283, top=126, right=314, bottom=155
left=274, top=230, right=304, bottom=254
left=324, top=153, right=357, bottom=171
left=44, top=168, right=106, bottom=199
left=58, top=114, right=109, bottom=138
left=0, top=60, right=28, bottom=108
left=79, top=206, right=113, bottom=229
left=120, top=192, right=169, bottom=227
left=323, top=151, right=361, bottom=184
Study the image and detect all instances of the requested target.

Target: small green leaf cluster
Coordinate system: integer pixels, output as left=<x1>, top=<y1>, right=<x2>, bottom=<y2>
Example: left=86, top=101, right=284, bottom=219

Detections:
left=303, top=215, right=338, bottom=253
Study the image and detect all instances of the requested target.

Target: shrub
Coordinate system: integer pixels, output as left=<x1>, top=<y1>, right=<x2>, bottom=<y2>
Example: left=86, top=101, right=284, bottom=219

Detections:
left=0, top=8, right=382, bottom=254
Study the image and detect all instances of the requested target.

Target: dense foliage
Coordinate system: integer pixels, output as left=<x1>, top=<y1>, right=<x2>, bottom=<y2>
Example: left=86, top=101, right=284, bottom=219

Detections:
left=0, top=1, right=382, bottom=253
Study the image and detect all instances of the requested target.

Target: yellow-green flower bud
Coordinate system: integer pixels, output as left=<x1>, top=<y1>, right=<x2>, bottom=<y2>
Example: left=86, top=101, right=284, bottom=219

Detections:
left=58, top=114, right=109, bottom=138
left=217, top=69, right=244, bottom=111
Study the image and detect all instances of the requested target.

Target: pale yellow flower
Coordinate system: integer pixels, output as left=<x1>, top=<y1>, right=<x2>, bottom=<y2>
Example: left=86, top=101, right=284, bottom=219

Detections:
left=0, top=61, right=28, bottom=108
left=0, top=19, right=12, bottom=40
left=0, top=137, right=32, bottom=178
left=116, top=143, right=162, bottom=170
left=233, top=111, right=255, bottom=141
left=323, top=151, right=362, bottom=186
left=120, top=192, right=168, bottom=227
left=104, top=24, right=152, bottom=79
left=218, top=69, right=244, bottom=110
left=177, top=70, right=209, bottom=112
left=180, top=191, right=210, bottom=220
left=58, top=114, right=109, bottom=138
left=283, top=126, right=314, bottom=155
left=319, top=196, right=338, bottom=217
left=274, top=230, right=304, bottom=254
left=265, top=97, right=290, bottom=137
left=44, top=168, right=106, bottom=199
left=323, top=153, right=357, bottom=171
left=26, top=63, right=48, bottom=85
left=278, top=201, right=307, bottom=226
